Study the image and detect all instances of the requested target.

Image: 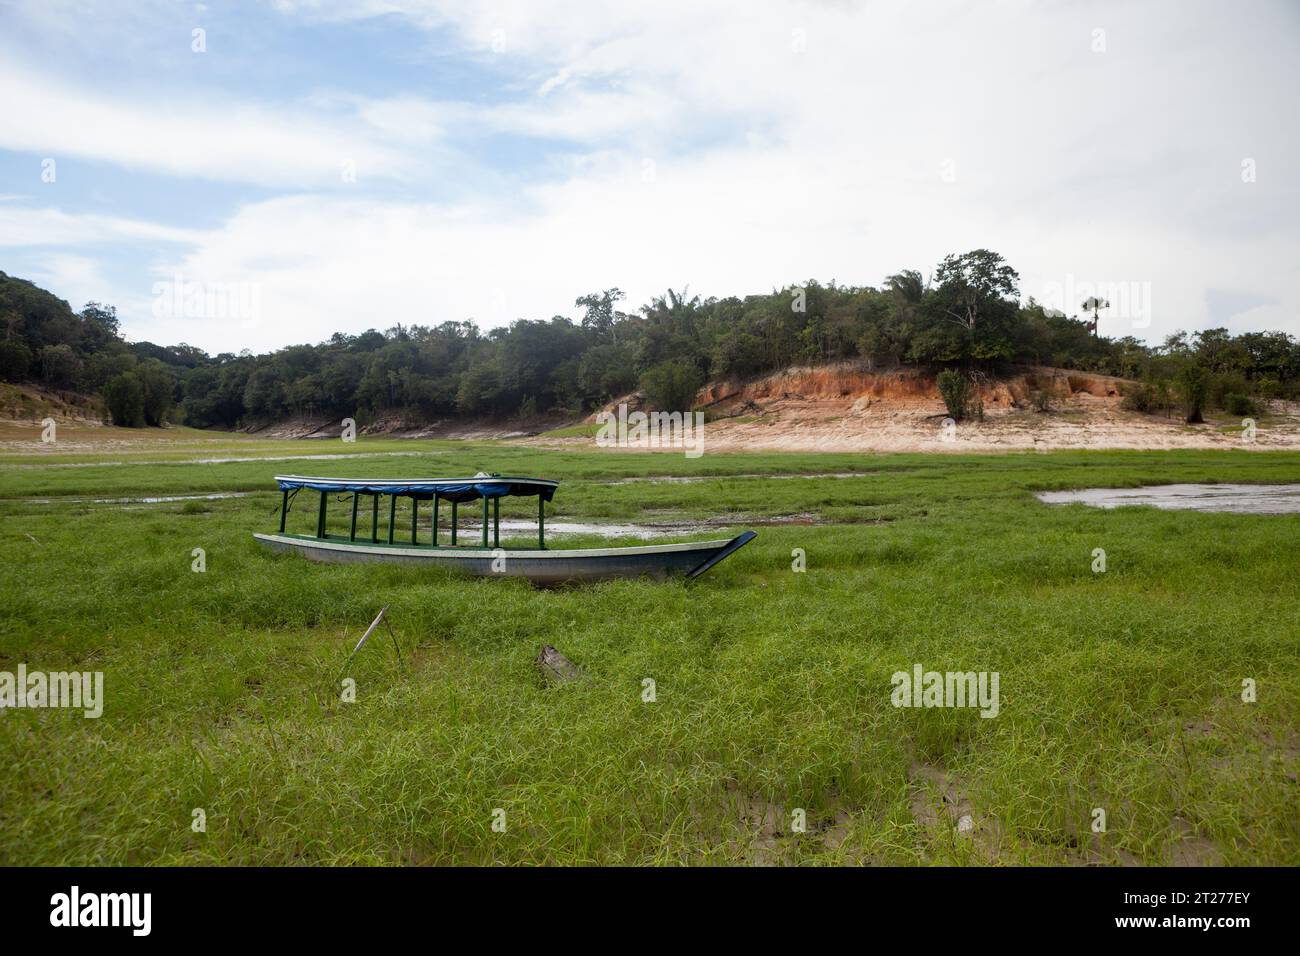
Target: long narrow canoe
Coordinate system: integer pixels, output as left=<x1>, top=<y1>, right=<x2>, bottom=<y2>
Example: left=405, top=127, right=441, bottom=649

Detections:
left=255, top=473, right=756, bottom=584
left=253, top=530, right=757, bottom=585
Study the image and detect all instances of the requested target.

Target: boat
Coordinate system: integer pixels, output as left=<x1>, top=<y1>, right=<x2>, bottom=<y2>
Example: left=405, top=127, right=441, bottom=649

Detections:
left=253, top=473, right=756, bottom=585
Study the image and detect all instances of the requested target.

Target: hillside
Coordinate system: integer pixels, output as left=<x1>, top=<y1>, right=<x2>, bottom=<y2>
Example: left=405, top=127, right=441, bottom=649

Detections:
left=531, top=362, right=1300, bottom=452
left=4, top=257, right=1298, bottom=445
left=7, top=362, right=1300, bottom=453
left=0, top=382, right=106, bottom=426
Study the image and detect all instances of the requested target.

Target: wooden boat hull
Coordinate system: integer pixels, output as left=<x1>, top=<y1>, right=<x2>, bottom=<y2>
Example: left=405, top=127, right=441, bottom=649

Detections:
left=253, top=531, right=756, bottom=585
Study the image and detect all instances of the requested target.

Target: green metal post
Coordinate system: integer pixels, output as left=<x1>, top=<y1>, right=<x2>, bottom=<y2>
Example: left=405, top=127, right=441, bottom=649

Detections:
left=371, top=493, right=379, bottom=542
left=433, top=495, right=439, bottom=547
left=493, top=497, right=500, bottom=548
left=317, top=490, right=327, bottom=538
left=279, top=489, right=288, bottom=533
left=349, top=493, right=359, bottom=541
left=482, top=495, right=489, bottom=548
left=411, top=497, right=419, bottom=545
left=387, top=494, right=396, bottom=544
left=538, top=496, right=545, bottom=550
left=451, top=501, right=458, bottom=545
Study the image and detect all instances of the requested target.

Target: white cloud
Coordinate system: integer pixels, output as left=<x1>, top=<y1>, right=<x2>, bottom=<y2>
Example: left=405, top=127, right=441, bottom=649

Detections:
left=4, top=0, right=1298, bottom=352
left=0, top=57, right=421, bottom=188
left=125, top=130, right=1300, bottom=354
left=0, top=203, right=204, bottom=246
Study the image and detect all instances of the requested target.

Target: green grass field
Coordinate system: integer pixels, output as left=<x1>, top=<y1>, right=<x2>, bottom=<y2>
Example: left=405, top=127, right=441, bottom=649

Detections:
left=1, top=426, right=1297, bottom=865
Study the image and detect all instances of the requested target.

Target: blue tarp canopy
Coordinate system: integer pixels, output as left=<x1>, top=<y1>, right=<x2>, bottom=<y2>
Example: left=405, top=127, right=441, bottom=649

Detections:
left=275, top=473, right=558, bottom=504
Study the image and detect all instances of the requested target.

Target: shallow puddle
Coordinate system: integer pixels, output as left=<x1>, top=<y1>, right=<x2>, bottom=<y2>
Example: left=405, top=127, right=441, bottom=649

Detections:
left=608, top=472, right=868, bottom=484
left=1036, top=483, right=1300, bottom=514
left=24, top=451, right=433, bottom=468
left=22, top=492, right=253, bottom=505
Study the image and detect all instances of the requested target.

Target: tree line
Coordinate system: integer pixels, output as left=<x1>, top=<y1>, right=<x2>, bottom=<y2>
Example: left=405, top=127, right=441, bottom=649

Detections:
left=2, top=251, right=1297, bottom=429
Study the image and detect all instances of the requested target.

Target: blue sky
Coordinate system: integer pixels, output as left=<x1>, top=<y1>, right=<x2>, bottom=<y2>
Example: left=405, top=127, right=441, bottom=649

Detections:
left=1, top=0, right=1297, bottom=354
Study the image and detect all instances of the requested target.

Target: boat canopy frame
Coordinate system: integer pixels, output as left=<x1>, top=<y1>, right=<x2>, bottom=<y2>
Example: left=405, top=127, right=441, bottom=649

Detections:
left=274, top=473, right=557, bottom=550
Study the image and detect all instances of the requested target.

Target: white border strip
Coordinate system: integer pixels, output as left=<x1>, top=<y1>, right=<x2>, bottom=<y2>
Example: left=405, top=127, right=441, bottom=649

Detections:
left=254, top=533, right=731, bottom=559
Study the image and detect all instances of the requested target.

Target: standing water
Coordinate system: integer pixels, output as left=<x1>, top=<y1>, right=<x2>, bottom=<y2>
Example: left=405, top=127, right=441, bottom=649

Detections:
left=1036, top=483, right=1300, bottom=514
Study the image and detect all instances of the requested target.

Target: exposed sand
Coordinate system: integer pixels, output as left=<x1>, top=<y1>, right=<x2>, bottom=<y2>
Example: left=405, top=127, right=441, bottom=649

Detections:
left=522, top=364, right=1300, bottom=454
left=689, top=396, right=1300, bottom=453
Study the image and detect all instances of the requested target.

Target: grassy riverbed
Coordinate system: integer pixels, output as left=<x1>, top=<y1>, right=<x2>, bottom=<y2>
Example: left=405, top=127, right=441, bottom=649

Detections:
left=1, top=425, right=1297, bottom=864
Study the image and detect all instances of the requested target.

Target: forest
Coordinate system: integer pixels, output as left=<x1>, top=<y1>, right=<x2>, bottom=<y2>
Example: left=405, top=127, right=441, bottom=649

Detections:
left=2, top=250, right=1297, bottom=428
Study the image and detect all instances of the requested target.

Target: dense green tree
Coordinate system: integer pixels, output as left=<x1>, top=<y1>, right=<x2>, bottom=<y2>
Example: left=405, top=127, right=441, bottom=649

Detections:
left=243, top=366, right=287, bottom=418
left=180, top=366, right=222, bottom=427
left=83, top=350, right=137, bottom=393
left=936, top=368, right=971, bottom=420
left=4, top=257, right=1299, bottom=430
left=494, top=317, right=588, bottom=413
left=1236, top=331, right=1297, bottom=382
left=639, top=360, right=705, bottom=412
left=576, top=288, right=627, bottom=343
left=456, top=358, right=504, bottom=415
left=1175, top=363, right=1210, bottom=424
left=0, top=339, right=32, bottom=380
left=637, top=288, right=705, bottom=372
left=79, top=303, right=122, bottom=354
left=0, top=272, right=80, bottom=353
left=924, top=249, right=1021, bottom=363
left=103, top=372, right=146, bottom=427
left=135, top=360, right=176, bottom=426
left=1193, top=328, right=1251, bottom=374
left=38, top=344, right=82, bottom=388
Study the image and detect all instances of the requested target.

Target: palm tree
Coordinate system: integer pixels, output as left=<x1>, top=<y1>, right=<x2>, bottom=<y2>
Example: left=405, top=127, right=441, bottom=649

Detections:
left=642, top=287, right=701, bottom=337
left=1081, top=296, right=1109, bottom=337
left=884, top=270, right=925, bottom=308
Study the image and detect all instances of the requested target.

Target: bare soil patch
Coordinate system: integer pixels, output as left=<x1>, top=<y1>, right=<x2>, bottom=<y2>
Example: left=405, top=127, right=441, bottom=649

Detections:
left=523, top=363, right=1300, bottom=453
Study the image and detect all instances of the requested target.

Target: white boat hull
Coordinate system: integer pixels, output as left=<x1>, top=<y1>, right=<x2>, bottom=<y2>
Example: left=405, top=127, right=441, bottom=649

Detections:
left=253, top=531, right=756, bottom=585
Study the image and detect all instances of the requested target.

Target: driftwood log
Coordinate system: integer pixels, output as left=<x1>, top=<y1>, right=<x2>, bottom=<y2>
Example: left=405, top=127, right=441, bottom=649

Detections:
left=535, top=645, right=582, bottom=684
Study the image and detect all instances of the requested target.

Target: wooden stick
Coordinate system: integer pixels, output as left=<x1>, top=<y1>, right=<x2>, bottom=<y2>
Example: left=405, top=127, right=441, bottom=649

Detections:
left=339, top=605, right=389, bottom=676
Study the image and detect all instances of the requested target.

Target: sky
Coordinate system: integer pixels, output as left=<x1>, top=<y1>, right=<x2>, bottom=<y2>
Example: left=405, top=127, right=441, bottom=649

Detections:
left=1, top=0, right=1297, bottom=355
